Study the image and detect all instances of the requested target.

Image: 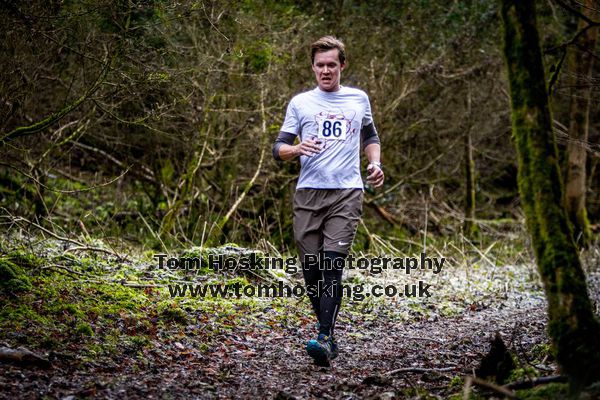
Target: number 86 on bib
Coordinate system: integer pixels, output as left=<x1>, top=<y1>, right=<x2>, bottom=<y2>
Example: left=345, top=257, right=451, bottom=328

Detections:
left=317, top=117, right=348, bottom=141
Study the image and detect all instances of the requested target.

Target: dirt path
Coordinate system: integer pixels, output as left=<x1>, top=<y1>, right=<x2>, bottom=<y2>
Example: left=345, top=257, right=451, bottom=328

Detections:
left=203, top=300, right=549, bottom=399
left=2, top=295, right=551, bottom=399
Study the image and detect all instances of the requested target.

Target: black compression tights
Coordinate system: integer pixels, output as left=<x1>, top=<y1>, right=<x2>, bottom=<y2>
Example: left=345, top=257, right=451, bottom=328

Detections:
left=302, top=250, right=345, bottom=336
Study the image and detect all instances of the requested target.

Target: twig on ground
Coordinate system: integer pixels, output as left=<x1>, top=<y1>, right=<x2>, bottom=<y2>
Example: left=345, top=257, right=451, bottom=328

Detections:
left=384, top=366, right=456, bottom=376
left=463, top=375, right=473, bottom=400
left=8, top=215, right=127, bottom=260
left=460, top=233, right=497, bottom=268
left=14, top=216, right=84, bottom=246
left=42, top=264, right=85, bottom=277
left=62, top=245, right=122, bottom=257
left=463, top=376, right=518, bottom=399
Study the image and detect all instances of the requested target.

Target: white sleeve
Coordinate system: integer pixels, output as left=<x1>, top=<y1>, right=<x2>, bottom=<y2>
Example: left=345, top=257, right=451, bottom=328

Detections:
left=280, top=98, right=300, bottom=135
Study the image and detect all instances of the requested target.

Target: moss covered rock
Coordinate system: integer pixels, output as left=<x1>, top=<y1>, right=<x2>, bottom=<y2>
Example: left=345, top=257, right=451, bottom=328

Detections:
left=0, top=258, right=32, bottom=292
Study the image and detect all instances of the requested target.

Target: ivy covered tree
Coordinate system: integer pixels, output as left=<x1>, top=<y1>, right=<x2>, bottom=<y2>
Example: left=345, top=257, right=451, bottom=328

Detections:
left=500, top=0, right=600, bottom=391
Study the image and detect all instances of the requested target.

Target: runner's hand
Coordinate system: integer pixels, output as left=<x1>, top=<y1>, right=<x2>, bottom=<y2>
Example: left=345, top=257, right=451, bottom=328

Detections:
left=295, top=137, right=322, bottom=157
left=367, top=163, right=384, bottom=188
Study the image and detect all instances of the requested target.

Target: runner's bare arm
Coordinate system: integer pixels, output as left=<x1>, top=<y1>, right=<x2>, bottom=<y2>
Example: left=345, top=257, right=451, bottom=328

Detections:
left=273, top=132, right=322, bottom=161
left=365, top=142, right=384, bottom=188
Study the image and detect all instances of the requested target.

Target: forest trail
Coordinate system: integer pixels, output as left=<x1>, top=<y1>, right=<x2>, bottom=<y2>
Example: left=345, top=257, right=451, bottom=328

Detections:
left=2, top=289, right=551, bottom=399
left=3, top=238, right=598, bottom=399
left=199, top=300, right=548, bottom=399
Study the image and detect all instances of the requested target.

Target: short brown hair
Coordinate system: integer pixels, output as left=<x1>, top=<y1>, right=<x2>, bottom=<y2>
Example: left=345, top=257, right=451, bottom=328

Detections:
left=310, top=36, right=346, bottom=65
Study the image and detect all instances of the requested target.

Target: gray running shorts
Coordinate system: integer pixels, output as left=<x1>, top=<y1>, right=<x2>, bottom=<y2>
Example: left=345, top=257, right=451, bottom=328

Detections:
left=293, top=188, right=363, bottom=260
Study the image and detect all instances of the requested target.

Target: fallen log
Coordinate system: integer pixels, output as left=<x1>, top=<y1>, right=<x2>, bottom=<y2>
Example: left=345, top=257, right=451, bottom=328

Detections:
left=0, top=346, right=51, bottom=369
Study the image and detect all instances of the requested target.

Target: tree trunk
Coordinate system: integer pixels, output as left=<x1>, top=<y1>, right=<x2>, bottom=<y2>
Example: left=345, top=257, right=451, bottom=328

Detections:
left=464, top=85, right=478, bottom=239
left=500, top=0, right=600, bottom=391
left=565, top=0, right=598, bottom=247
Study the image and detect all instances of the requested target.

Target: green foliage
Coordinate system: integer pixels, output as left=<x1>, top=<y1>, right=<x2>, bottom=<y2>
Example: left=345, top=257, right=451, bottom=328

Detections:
left=160, top=159, right=175, bottom=183
left=531, top=343, right=553, bottom=361
left=126, top=335, right=150, bottom=350
left=0, top=0, right=536, bottom=251
left=76, top=322, right=94, bottom=337
left=516, top=383, right=569, bottom=400
left=0, top=258, right=32, bottom=292
left=63, top=304, right=85, bottom=318
left=508, top=365, right=539, bottom=382
left=242, top=41, right=274, bottom=73
left=447, top=375, right=463, bottom=389
left=8, top=249, right=44, bottom=269
left=158, top=302, right=189, bottom=325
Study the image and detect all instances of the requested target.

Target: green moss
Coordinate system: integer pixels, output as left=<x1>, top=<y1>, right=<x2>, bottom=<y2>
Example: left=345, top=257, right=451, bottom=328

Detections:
left=438, top=301, right=463, bottom=317
left=0, top=304, right=52, bottom=329
left=570, top=206, right=592, bottom=248
left=531, top=343, right=553, bottom=361
left=8, top=250, right=44, bottom=269
left=447, top=375, right=463, bottom=390
left=0, top=258, right=32, bottom=292
left=76, top=322, right=94, bottom=337
left=127, top=335, right=150, bottom=350
left=45, top=301, right=86, bottom=320
left=516, top=383, right=569, bottom=400
left=63, top=304, right=84, bottom=318
left=40, top=335, right=60, bottom=349
left=198, top=343, right=209, bottom=352
left=508, top=365, right=539, bottom=382
left=85, top=343, right=104, bottom=358
left=464, top=221, right=481, bottom=243
left=158, top=302, right=189, bottom=325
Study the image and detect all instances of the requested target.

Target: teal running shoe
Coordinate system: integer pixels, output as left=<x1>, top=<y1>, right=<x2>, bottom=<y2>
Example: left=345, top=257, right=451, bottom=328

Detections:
left=306, top=333, right=333, bottom=367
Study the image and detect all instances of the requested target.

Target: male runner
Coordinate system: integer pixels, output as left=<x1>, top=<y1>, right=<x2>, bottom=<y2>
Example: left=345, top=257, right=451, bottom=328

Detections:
left=272, top=36, right=384, bottom=366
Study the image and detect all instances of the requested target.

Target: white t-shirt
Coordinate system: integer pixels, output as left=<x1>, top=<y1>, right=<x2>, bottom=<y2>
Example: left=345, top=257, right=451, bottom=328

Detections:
left=280, top=86, right=375, bottom=189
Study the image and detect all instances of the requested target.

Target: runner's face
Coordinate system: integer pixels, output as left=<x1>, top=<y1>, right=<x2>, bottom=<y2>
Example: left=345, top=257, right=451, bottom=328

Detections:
left=312, top=49, right=345, bottom=92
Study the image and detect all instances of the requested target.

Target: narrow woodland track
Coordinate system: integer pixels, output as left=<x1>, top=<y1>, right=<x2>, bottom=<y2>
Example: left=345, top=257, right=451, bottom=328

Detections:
left=1, top=295, right=550, bottom=399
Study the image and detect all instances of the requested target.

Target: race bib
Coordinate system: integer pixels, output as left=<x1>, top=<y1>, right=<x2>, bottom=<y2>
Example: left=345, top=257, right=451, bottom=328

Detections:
left=317, top=117, right=348, bottom=141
